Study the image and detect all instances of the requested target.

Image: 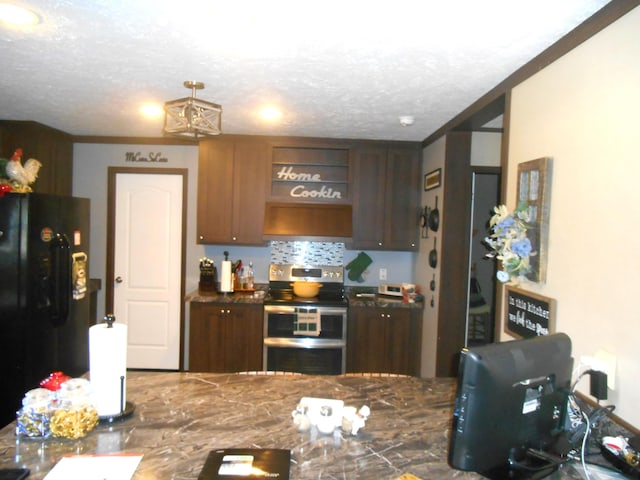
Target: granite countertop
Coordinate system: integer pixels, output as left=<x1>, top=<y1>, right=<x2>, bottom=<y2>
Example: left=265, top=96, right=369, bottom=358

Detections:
left=0, top=372, right=594, bottom=480
left=186, top=286, right=424, bottom=309
left=346, top=292, right=424, bottom=309
left=186, top=288, right=268, bottom=304
left=0, top=372, right=471, bottom=479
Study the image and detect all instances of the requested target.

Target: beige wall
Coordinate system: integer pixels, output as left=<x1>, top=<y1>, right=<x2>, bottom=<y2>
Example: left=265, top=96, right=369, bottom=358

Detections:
left=471, top=131, right=502, bottom=167
left=418, top=136, right=446, bottom=377
left=72, top=143, right=201, bottom=322
left=503, top=6, right=640, bottom=426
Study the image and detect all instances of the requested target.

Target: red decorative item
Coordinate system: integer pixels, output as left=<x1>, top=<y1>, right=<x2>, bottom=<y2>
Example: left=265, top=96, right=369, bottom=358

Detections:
left=0, top=184, right=12, bottom=196
left=40, top=371, right=71, bottom=391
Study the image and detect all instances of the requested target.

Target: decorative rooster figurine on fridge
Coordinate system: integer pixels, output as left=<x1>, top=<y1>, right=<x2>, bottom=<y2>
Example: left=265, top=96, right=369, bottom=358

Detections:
left=0, top=148, right=42, bottom=194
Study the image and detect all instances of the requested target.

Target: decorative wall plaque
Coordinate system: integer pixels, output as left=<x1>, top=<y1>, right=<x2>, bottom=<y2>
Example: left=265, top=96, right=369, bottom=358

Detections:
left=504, top=285, right=555, bottom=338
left=270, top=146, right=349, bottom=202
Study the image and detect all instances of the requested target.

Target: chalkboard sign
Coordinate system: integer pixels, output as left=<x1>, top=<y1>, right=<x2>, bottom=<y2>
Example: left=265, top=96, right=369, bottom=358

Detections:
left=504, top=286, right=555, bottom=338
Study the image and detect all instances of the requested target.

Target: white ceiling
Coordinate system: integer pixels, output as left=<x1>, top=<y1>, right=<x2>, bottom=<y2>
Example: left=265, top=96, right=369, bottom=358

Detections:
left=1, top=0, right=611, bottom=142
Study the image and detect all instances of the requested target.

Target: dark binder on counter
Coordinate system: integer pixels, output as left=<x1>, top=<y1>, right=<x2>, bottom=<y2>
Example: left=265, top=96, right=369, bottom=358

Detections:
left=198, top=448, right=291, bottom=479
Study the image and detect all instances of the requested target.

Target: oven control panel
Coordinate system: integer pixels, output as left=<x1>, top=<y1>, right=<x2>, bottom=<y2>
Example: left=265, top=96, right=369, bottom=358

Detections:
left=269, top=264, right=343, bottom=283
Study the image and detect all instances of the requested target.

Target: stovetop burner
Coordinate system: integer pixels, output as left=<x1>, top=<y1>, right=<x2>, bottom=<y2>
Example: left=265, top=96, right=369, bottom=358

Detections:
left=264, top=289, right=347, bottom=306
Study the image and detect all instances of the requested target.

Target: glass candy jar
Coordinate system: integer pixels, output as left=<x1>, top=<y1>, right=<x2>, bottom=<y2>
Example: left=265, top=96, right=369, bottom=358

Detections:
left=16, top=388, right=54, bottom=438
left=50, top=378, right=99, bottom=439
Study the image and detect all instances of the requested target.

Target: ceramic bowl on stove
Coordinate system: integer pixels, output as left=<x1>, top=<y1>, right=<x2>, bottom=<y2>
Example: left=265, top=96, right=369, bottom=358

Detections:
left=291, top=282, right=323, bottom=298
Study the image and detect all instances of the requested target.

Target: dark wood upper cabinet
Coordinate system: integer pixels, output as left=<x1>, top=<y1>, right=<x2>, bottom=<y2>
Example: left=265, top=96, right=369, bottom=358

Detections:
left=263, top=202, right=352, bottom=238
left=351, top=146, right=421, bottom=251
left=197, top=138, right=268, bottom=245
left=197, top=136, right=420, bottom=249
left=0, top=120, right=73, bottom=196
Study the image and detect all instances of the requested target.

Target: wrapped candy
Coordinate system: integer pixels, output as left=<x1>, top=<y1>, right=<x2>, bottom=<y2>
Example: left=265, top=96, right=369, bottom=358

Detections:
left=50, top=378, right=99, bottom=439
left=40, top=371, right=71, bottom=391
left=16, top=388, right=54, bottom=438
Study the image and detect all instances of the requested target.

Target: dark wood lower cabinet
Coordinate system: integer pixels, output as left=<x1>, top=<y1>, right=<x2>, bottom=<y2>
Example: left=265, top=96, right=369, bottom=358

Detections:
left=189, top=302, right=263, bottom=373
left=347, top=307, right=422, bottom=376
left=188, top=302, right=422, bottom=376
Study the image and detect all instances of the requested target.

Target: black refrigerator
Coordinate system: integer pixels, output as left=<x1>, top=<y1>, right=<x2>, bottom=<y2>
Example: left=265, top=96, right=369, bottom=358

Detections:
left=0, top=193, right=91, bottom=426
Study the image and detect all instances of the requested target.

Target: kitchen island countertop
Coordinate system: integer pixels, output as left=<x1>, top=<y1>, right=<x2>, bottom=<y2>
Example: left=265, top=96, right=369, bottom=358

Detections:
left=0, top=371, right=593, bottom=479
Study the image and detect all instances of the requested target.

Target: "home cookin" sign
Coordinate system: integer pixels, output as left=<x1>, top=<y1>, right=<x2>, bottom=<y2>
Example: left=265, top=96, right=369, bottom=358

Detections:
left=274, top=166, right=343, bottom=199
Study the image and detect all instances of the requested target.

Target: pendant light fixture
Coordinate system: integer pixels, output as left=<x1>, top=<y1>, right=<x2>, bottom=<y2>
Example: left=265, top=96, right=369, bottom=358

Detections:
left=163, top=81, right=222, bottom=138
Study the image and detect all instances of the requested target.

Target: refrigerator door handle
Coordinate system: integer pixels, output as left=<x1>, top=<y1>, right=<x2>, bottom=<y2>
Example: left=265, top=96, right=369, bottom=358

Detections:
left=50, top=233, right=72, bottom=327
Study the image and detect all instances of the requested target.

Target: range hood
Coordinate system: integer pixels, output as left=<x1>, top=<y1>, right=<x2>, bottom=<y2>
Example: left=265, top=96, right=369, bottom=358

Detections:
left=263, top=202, right=352, bottom=240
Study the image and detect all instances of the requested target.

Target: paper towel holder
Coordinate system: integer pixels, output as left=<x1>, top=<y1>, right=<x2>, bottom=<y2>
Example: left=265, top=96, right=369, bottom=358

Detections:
left=104, top=313, right=115, bottom=328
left=99, top=397, right=135, bottom=423
left=96, top=314, right=136, bottom=424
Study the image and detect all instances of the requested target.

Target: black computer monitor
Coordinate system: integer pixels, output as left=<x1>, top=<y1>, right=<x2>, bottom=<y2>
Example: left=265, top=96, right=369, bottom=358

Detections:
left=448, top=332, right=573, bottom=479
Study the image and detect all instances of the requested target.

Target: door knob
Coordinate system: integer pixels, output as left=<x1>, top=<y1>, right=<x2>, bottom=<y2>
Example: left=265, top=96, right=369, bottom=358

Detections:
left=115, top=276, right=123, bottom=283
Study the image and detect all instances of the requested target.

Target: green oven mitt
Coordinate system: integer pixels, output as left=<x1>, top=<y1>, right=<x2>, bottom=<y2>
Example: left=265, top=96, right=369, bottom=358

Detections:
left=346, top=252, right=373, bottom=282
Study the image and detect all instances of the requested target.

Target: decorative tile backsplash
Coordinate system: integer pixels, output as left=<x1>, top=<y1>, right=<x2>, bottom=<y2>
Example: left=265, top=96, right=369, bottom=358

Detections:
left=270, top=241, right=345, bottom=265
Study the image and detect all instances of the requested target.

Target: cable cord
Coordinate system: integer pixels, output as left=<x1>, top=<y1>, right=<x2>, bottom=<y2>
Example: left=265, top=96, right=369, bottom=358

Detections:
left=568, top=383, right=616, bottom=480
left=581, top=409, right=592, bottom=480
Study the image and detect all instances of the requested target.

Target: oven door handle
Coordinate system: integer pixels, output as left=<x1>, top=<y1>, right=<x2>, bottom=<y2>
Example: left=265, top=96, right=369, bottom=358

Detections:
left=264, top=337, right=345, bottom=348
left=264, top=306, right=299, bottom=314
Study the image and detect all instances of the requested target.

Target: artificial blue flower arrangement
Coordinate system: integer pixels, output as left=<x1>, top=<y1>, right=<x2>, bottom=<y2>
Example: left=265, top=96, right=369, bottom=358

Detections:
left=484, top=202, right=536, bottom=283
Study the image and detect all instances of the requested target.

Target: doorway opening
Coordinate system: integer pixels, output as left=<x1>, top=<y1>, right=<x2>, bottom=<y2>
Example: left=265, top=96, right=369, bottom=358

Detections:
left=466, top=170, right=500, bottom=347
left=106, top=167, right=188, bottom=370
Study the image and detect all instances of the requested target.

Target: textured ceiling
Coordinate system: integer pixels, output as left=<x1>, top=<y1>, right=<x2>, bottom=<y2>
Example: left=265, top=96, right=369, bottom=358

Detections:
left=0, top=0, right=611, bottom=142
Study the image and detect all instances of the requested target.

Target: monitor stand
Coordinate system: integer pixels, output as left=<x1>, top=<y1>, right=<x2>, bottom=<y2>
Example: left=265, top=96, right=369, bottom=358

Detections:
left=481, top=449, right=560, bottom=480
left=481, top=464, right=557, bottom=480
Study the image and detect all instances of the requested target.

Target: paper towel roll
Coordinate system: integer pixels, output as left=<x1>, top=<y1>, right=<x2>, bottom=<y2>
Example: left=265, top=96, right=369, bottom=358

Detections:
left=89, top=322, right=127, bottom=417
left=220, top=260, right=233, bottom=292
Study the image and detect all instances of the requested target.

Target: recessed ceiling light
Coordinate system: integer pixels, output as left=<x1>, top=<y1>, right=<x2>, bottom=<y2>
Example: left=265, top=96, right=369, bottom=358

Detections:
left=399, top=115, right=415, bottom=127
left=260, top=106, right=282, bottom=121
left=0, top=3, right=41, bottom=26
left=140, top=103, right=164, bottom=119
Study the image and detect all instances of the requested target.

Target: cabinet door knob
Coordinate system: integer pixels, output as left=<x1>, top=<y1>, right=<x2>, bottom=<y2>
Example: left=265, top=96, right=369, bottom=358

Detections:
left=199, top=235, right=204, bottom=240
left=232, top=236, right=237, bottom=241
left=378, top=242, right=383, bottom=246
left=115, top=276, right=123, bottom=283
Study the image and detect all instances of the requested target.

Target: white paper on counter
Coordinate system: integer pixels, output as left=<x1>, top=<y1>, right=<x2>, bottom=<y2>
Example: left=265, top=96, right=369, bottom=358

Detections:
left=44, top=453, right=143, bottom=480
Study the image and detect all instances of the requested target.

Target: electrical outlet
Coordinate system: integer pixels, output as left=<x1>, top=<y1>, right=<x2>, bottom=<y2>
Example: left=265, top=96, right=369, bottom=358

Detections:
left=580, top=355, right=607, bottom=374
left=580, top=352, right=616, bottom=391
left=595, top=349, right=617, bottom=391
left=379, top=268, right=387, bottom=280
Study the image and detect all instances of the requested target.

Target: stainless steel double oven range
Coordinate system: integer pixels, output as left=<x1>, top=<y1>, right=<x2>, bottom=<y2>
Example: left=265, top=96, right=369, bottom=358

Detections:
left=263, top=264, right=347, bottom=375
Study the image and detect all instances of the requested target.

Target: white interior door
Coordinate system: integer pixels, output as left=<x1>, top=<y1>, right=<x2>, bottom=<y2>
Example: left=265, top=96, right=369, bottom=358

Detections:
left=113, top=173, right=183, bottom=369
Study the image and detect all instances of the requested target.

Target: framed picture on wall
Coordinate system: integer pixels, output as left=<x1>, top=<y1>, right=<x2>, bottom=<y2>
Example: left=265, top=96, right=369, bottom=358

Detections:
left=424, top=168, right=441, bottom=191
left=517, top=157, right=552, bottom=283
